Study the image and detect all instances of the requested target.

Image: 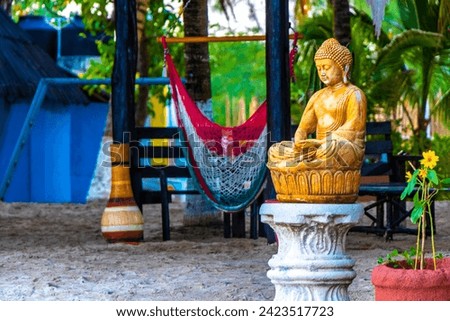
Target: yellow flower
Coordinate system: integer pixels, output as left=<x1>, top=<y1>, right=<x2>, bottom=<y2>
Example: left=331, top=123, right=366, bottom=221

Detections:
left=420, top=150, right=439, bottom=169
left=405, top=171, right=413, bottom=182
left=419, top=168, right=428, bottom=180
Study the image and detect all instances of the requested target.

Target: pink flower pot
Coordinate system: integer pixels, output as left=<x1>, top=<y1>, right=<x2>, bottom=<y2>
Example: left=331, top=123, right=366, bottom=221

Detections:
left=372, top=258, right=450, bottom=301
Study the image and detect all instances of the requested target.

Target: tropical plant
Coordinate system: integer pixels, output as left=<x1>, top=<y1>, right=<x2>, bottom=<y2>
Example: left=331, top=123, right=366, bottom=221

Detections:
left=363, top=0, right=449, bottom=154
left=397, top=150, right=450, bottom=269
left=430, top=134, right=450, bottom=190
left=209, top=40, right=266, bottom=126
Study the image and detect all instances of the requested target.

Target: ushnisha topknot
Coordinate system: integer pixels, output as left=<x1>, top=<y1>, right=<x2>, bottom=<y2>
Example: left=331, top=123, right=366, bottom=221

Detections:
left=314, top=38, right=352, bottom=72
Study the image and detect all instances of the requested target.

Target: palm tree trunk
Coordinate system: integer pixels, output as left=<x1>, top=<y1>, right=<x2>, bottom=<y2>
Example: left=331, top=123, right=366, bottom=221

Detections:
left=182, top=0, right=219, bottom=224
left=183, top=0, right=212, bottom=106
left=135, top=0, right=150, bottom=127
left=332, top=0, right=351, bottom=46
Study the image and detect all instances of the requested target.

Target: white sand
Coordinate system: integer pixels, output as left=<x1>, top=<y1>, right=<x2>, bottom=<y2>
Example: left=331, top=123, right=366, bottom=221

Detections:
left=0, top=200, right=448, bottom=301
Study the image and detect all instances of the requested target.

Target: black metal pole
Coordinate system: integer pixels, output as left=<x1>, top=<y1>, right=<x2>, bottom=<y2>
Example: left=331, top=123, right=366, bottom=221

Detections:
left=264, top=0, right=290, bottom=242
left=112, top=0, right=137, bottom=142
left=266, top=0, right=291, bottom=195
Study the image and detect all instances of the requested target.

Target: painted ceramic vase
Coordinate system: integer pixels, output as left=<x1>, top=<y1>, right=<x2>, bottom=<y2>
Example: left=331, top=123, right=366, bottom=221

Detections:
left=101, top=143, right=144, bottom=243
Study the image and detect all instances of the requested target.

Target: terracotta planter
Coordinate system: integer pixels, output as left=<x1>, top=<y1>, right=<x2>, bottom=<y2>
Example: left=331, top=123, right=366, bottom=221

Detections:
left=372, top=258, right=450, bottom=301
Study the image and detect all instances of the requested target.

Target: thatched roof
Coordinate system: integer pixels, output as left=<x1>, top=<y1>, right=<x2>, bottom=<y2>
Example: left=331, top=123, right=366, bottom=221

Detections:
left=0, top=9, right=89, bottom=105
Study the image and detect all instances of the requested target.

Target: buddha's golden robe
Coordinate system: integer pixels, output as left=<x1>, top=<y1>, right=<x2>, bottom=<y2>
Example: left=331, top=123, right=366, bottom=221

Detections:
left=268, top=84, right=366, bottom=171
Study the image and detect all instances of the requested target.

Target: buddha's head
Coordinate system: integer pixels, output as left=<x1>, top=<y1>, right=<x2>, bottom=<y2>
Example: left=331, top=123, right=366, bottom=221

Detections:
left=314, top=38, right=352, bottom=86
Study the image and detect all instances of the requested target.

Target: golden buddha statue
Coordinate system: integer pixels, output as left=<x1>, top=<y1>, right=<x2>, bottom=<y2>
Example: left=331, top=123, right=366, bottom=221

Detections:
left=267, top=38, right=367, bottom=203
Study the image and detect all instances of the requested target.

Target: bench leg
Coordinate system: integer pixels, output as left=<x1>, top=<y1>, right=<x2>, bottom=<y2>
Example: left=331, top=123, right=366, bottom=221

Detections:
left=376, top=197, right=384, bottom=231
left=385, top=195, right=395, bottom=240
left=223, top=211, right=246, bottom=238
left=232, top=210, right=246, bottom=238
left=250, top=193, right=264, bottom=239
left=250, top=202, right=259, bottom=240
left=159, top=170, right=170, bottom=241
left=223, top=212, right=231, bottom=238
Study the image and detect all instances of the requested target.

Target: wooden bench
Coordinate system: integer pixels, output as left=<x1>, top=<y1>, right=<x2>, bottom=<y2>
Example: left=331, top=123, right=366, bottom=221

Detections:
left=353, top=121, right=434, bottom=239
left=287, top=121, right=434, bottom=240
left=130, top=122, right=437, bottom=242
left=130, top=126, right=260, bottom=241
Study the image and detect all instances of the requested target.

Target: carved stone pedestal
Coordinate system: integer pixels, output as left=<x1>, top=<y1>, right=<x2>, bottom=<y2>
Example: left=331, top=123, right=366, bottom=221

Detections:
left=260, top=202, right=363, bottom=301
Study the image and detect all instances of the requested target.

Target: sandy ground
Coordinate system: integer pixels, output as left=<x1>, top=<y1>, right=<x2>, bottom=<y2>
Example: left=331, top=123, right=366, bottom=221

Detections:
left=0, top=199, right=449, bottom=301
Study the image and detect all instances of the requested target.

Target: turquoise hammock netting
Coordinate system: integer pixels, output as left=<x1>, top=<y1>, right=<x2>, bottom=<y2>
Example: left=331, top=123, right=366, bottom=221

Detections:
left=160, top=34, right=298, bottom=212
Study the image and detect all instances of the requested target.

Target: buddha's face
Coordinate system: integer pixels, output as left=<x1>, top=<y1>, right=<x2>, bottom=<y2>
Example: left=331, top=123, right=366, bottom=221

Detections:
left=315, top=58, right=343, bottom=86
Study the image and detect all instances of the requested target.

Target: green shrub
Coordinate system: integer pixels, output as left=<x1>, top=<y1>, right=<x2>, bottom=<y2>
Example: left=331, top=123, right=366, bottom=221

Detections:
left=431, top=134, right=450, bottom=200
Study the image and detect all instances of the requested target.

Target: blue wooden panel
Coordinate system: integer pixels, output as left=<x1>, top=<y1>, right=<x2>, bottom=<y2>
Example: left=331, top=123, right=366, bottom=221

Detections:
left=69, top=102, right=108, bottom=203
left=0, top=98, right=7, bottom=136
left=30, top=104, right=72, bottom=202
left=0, top=101, right=108, bottom=203
left=0, top=102, right=32, bottom=201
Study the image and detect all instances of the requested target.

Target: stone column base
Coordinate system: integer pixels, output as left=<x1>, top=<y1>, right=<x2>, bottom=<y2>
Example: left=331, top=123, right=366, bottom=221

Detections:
left=260, top=202, right=363, bottom=301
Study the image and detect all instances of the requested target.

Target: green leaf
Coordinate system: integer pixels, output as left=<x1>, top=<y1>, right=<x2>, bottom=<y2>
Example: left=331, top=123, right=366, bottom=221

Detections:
left=410, top=204, right=424, bottom=224
left=413, top=192, right=421, bottom=207
left=427, top=170, right=439, bottom=185
left=401, top=170, right=419, bottom=199
left=441, top=178, right=450, bottom=185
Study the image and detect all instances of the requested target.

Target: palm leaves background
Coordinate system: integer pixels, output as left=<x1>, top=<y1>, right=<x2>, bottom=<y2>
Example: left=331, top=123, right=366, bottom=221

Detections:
left=292, top=0, right=449, bottom=155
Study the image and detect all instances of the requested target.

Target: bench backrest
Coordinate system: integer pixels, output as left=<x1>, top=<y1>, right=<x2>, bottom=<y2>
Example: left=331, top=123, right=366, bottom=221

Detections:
left=362, top=121, right=393, bottom=177
left=290, top=121, right=396, bottom=179
left=134, top=121, right=397, bottom=182
left=133, top=127, right=191, bottom=179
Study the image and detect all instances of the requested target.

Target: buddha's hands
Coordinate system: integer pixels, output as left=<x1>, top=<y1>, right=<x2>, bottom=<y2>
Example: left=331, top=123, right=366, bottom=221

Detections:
left=315, top=139, right=337, bottom=160
left=293, top=139, right=322, bottom=161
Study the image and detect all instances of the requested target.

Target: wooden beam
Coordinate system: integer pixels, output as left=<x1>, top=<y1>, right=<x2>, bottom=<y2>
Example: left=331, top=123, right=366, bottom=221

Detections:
left=263, top=0, right=291, bottom=244
left=111, top=0, right=137, bottom=142
left=157, top=34, right=300, bottom=44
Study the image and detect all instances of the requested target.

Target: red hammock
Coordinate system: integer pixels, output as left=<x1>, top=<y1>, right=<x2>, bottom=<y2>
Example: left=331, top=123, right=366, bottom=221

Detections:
left=161, top=36, right=267, bottom=157
left=159, top=34, right=298, bottom=211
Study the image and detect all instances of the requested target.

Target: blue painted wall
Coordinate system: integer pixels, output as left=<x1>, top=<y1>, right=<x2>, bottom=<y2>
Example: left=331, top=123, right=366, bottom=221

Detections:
left=0, top=99, right=108, bottom=203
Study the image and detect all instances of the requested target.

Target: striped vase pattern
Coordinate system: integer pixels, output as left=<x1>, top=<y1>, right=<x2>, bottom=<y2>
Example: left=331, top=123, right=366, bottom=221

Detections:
left=101, top=143, right=144, bottom=243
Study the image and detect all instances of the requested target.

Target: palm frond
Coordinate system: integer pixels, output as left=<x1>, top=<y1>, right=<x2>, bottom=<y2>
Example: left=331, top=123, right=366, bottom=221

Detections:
left=376, top=29, right=443, bottom=65
left=438, top=0, right=450, bottom=34
left=432, top=88, right=450, bottom=125
left=397, top=0, right=420, bottom=30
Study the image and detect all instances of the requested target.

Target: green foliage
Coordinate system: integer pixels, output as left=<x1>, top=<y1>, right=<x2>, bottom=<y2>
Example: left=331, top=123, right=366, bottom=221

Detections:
left=291, top=7, right=333, bottom=121
left=431, top=134, right=450, bottom=177
left=390, top=124, right=432, bottom=155
left=377, top=248, right=417, bottom=269
left=78, top=0, right=184, bottom=114
left=378, top=247, right=444, bottom=269
left=12, top=0, right=71, bottom=20
left=291, top=5, right=389, bottom=122
left=372, top=0, right=449, bottom=136
left=400, top=150, right=449, bottom=269
left=431, top=134, right=450, bottom=199
left=209, top=41, right=266, bottom=126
